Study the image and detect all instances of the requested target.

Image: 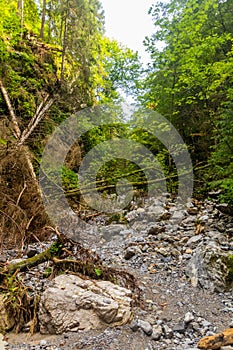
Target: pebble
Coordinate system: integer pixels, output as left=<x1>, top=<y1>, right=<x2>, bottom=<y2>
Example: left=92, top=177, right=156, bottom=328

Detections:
left=184, top=312, right=195, bottom=324
left=138, top=320, right=153, bottom=336
left=4, top=196, right=233, bottom=350
left=151, top=325, right=163, bottom=340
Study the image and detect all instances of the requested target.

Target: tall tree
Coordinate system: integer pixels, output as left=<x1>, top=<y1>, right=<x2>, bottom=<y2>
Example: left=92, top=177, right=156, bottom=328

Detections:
left=40, top=0, right=46, bottom=39
left=141, top=0, right=233, bottom=199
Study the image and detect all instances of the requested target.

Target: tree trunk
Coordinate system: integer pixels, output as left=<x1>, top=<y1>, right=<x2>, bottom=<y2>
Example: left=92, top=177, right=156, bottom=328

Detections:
left=17, top=0, right=24, bottom=39
left=61, top=7, right=69, bottom=81
left=0, top=79, right=55, bottom=189
left=40, top=0, right=46, bottom=40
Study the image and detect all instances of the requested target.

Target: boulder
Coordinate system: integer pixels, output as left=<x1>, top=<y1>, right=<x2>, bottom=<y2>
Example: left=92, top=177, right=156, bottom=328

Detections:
left=39, top=274, right=133, bottom=334
left=186, top=244, right=233, bottom=291
left=198, top=328, right=233, bottom=349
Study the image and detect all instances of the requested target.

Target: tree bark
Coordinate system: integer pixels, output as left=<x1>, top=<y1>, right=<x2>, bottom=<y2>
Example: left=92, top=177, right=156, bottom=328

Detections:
left=0, top=79, right=55, bottom=193
left=40, top=0, right=47, bottom=40
left=17, top=0, right=24, bottom=39
left=0, top=80, right=21, bottom=139
left=61, top=6, right=69, bottom=81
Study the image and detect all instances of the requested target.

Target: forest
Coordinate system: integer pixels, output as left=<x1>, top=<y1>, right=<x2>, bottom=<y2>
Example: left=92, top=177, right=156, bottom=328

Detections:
left=0, top=0, right=233, bottom=339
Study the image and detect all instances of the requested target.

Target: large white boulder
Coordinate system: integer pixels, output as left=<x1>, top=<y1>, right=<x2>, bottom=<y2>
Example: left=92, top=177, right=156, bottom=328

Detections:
left=39, top=274, right=133, bottom=334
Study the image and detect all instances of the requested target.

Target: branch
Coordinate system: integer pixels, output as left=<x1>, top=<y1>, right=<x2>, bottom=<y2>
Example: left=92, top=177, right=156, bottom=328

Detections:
left=0, top=80, right=55, bottom=146
left=18, top=95, right=55, bottom=145
left=0, top=80, right=21, bottom=139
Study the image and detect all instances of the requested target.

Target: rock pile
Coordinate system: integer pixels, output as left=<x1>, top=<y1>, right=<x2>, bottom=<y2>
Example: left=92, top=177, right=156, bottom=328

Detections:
left=2, top=195, right=233, bottom=349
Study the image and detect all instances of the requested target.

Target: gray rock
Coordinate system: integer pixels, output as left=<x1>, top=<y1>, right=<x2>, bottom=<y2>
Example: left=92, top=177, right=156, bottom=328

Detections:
left=173, top=323, right=186, bottom=334
left=39, top=274, right=132, bottom=334
left=138, top=319, right=153, bottom=336
left=163, top=324, right=174, bottom=338
left=184, top=312, right=194, bottom=324
left=100, top=224, right=127, bottom=241
left=186, top=235, right=202, bottom=247
left=199, top=215, right=209, bottom=223
left=130, top=319, right=139, bottom=332
left=39, top=340, right=47, bottom=346
left=147, top=225, right=165, bottom=235
left=151, top=325, right=163, bottom=340
left=171, top=210, right=187, bottom=222
left=201, top=319, right=212, bottom=328
left=217, top=203, right=233, bottom=216
left=186, top=244, right=233, bottom=291
left=124, top=247, right=138, bottom=260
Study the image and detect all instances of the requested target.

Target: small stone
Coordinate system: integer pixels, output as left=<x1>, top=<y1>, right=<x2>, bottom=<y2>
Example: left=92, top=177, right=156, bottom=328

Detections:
left=0, top=255, right=6, bottom=263
left=27, top=248, right=38, bottom=258
left=199, top=215, right=209, bottom=223
left=183, top=253, right=192, bottom=259
left=40, top=339, right=47, bottom=346
left=184, top=312, right=194, bottom=324
left=124, top=247, right=137, bottom=260
left=192, top=322, right=201, bottom=332
left=163, top=324, right=173, bottom=339
left=130, top=319, right=139, bottom=332
left=173, top=323, right=186, bottom=334
left=217, top=203, right=233, bottom=216
left=186, top=235, right=202, bottom=246
left=201, top=319, right=212, bottom=328
left=151, top=325, right=163, bottom=340
left=148, top=225, right=165, bottom=235
left=157, top=247, right=169, bottom=256
left=187, top=207, right=199, bottom=215
left=216, top=223, right=226, bottom=233
left=138, top=320, right=153, bottom=336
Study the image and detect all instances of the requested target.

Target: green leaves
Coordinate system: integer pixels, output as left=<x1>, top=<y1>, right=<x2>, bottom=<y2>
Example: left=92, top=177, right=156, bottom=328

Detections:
left=140, top=0, right=233, bottom=201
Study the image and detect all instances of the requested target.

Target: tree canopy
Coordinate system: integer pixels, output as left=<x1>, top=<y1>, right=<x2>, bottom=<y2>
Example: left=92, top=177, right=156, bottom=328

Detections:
left=141, top=0, right=233, bottom=203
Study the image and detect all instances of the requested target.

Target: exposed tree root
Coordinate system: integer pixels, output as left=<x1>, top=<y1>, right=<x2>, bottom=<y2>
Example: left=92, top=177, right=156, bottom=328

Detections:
left=0, top=230, right=141, bottom=334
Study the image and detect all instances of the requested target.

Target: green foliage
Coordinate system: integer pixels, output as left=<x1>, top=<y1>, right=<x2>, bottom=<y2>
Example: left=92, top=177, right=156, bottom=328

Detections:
left=225, top=255, right=233, bottom=286
left=49, top=242, right=63, bottom=254
left=62, top=166, right=79, bottom=191
left=94, top=268, right=102, bottom=277
left=98, top=38, right=142, bottom=101
left=141, top=0, right=233, bottom=202
left=0, top=138, right=7, bottom=145
left=43, top=267, right=52, bottom=277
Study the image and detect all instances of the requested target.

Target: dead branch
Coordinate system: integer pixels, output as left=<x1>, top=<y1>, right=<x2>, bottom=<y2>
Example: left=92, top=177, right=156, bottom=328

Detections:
left=18, top=94, right=55, bottom=146
left=16, top=182, right=27, bottom=206
left=0, top=80, right=21, bottom=139
left=0, top=79, right=55, bottom=147
left=0, top=232, right=141, bottom=301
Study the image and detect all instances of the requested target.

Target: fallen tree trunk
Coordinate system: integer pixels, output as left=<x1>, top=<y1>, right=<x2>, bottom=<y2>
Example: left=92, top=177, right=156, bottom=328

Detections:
left=0, top=230, right=141, bottom=312
left=2, top=243, right=62, bottom=276
left=0, top=230, right=141, bottom=333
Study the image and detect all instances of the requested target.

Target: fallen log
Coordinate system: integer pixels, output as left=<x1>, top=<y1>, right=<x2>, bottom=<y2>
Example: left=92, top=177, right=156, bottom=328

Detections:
left=0, top=230, right=141, bottom=333
left=198, top=328, right=233, bottom=349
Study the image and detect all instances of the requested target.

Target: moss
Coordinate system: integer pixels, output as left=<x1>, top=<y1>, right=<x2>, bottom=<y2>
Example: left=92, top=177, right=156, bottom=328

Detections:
left=225, top=255, right=233, bottom=287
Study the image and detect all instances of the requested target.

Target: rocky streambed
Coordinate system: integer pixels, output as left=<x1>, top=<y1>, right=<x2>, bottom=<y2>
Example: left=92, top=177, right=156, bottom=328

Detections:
left=2, top=195, right=233, bottom=350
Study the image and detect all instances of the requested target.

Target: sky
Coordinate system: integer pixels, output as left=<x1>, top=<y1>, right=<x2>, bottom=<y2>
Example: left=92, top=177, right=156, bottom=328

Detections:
left=100, top=0, right=155, bottom=65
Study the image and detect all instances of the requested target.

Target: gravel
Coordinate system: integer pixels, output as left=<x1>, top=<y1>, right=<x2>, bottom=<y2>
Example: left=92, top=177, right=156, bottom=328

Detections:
left=3, top=196, right=233, bottom=350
